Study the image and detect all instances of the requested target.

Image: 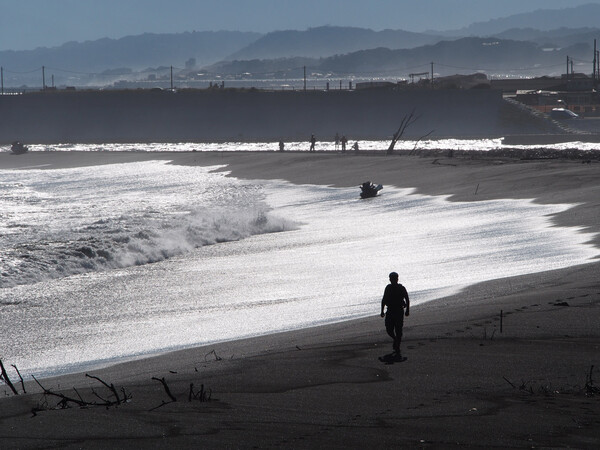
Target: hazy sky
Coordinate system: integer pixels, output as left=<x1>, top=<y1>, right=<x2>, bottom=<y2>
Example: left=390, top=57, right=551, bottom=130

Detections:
left=1, top=0, right=599, bottom=51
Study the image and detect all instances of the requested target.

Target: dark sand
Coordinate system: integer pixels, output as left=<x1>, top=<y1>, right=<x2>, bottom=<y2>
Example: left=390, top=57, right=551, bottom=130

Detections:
left=1, top=150, right=599, bottom=448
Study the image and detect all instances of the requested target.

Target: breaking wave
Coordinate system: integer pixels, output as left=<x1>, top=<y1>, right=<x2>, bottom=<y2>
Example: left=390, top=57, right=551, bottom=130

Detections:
left=0, top=206, right=293, bottom=288
left=0, top=161, right=296, bottom=289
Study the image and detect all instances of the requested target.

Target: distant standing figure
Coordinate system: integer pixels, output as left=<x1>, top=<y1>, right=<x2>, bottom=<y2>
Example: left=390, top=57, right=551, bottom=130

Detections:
left=309, top=134, right=316, bottom=152
left=380, top=272, right=410, bottom=355
left=334, top=132, right=340, bottom=151
left=279, top=141, right=285, bottom=152
left=341, top=135, right=348, bottom=152
left=352, top=141, right=359, bottom=152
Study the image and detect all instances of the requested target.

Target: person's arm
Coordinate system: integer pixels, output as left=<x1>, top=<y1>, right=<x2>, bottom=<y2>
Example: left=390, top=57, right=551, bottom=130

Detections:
left=404, top=288, right=410, bottom=317
left=381, top=286, right=387, bottom=317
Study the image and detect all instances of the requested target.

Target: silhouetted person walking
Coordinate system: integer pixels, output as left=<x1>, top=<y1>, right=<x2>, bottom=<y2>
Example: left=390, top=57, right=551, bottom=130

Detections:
left=309, top=134, right=316, bottom=152
left=380, top=272, right=410, bottom=355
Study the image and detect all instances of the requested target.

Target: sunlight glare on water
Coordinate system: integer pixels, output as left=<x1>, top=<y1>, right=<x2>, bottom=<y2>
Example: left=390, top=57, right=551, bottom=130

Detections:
left=0, top=160, right=597, bottom=377
left=7, top=138, right=600, bottom=153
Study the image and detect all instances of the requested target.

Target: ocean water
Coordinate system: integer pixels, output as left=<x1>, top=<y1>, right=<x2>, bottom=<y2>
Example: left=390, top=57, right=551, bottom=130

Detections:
left=0, top=156, right=598, bottom=378
left=6, top=137, right=600, bottom=153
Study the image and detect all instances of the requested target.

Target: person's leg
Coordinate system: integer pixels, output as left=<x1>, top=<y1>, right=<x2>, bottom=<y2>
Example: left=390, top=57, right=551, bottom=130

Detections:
left=385, top=315, right=396, bottom=350
left=393, top=317, right=404, bottom=353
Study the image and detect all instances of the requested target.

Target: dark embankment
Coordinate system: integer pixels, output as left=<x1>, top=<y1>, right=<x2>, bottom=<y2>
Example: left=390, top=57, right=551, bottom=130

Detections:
left=0, top=88, right=550, bottom=144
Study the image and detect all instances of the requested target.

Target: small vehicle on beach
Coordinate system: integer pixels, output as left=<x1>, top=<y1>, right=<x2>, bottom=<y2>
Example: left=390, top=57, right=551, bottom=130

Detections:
left=550, top=108, right=579, bottom=120
left=360, top=181, right=383, bottom=199
left=10, top=141, right=29, bottom=154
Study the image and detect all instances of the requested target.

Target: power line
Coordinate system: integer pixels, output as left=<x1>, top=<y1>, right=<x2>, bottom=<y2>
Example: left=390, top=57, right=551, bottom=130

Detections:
left=3, top=66, right=43, bottom=74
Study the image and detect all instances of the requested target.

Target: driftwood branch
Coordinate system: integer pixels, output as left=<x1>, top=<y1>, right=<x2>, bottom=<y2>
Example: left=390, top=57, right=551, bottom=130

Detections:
left=204, top=350, right=222, bottom=362
left=0, top=359, right=18, bottom=395
left=189, top=383, right=211, bottom=402
left=31, top=373, right=131, bottom=410
left=409, top=130, right=435, bottom=154
left=86, top=373, right=122, bottom=404
left=149, top=400, right=175, bottom=411
left=11, top=364, right=26, bottom=394
left=503, top=376, right=516, bottom=389
left=32, top=375, right=87, bottom=408
left=152, top=377, right=177, bottom=402
left=73, top=387, right=85, bottom=404
left=586, top=365, right=599, bottom=396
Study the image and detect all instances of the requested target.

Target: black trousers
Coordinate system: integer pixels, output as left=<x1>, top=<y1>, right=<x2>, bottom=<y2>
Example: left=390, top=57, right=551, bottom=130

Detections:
left=385, top=312, right=404, bottom=352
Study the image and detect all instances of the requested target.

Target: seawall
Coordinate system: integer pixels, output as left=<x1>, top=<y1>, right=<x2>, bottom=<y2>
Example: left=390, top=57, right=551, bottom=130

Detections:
left=0, top=88, right=538, bottom=144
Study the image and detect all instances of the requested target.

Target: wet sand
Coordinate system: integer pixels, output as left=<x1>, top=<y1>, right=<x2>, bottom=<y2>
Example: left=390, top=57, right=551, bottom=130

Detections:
left=1, top=150, right=599, bottom=448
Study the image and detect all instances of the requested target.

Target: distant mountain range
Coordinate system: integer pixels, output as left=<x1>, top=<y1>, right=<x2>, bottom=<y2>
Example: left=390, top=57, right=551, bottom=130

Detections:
left=0, top=31, right=260, bottom=73
left=492, top=27, right=600, bottom=49
left=443, top=3, right=600, bottom=36
left=2, top=3, right=600, bottom=86
left=225, top=26, right=441, bottom=60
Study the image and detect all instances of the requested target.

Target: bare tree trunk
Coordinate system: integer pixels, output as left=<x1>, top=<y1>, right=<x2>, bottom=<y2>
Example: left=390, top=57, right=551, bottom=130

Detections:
left=387, top=109, right=419, bottom=155
left=0, top=359, right=18, bottom=395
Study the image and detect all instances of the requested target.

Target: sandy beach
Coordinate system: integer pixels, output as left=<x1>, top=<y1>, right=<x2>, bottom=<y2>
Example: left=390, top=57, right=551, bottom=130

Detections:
left=1, top=150, right=599, bottom=448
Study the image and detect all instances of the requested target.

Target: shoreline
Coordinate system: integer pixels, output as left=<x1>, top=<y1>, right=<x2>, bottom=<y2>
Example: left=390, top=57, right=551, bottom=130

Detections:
left=1, top=150, right=599, bottom=447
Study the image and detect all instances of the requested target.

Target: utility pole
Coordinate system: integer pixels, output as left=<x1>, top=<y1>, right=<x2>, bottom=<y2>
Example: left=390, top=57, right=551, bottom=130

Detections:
left=42, top=65, right=46, bottom=90
left=594, top=40, right=597, bottom=83
left=170, top=66, right=173, bottom=90
left=597, top=51, right=599, bottom=83
left=431, top=62, right=434, bottom=88
left=566, top=56, right=570, bottom=79
left=1, top=67, right=3, bottom=95
left=303, top=66, right=306, bottom=91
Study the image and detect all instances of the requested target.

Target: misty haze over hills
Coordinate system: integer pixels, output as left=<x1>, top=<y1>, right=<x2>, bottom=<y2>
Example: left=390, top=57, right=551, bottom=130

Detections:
left=442, top=3, right=600, bottom=36
left=0, top=31, right=260, bottom=73
left=225, top=27, right=442, bottom=60
left=2, top=3, right=600, bottom=87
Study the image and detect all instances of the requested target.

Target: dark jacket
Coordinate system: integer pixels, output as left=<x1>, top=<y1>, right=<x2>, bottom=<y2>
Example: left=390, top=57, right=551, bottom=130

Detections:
left=382, top=283, right=409, bottom=315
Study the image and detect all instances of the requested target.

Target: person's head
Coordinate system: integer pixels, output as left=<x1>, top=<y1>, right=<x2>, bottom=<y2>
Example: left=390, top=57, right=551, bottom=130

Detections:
left=389, top=272, right=399, bottom=283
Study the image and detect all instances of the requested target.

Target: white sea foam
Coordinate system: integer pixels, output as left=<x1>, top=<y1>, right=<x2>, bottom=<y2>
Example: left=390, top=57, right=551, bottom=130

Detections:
left=0, top=161, right=293, bottom=288
left=2, top=137, right=600, bottom=153
left=0, top=159, right=597, bottom=378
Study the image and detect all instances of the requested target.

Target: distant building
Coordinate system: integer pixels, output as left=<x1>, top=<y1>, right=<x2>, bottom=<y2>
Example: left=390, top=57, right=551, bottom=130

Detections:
left=490, top=76, right=563, bottom=93
left=355, top=74, right=490, bottom=91
left=515, top=82, right=600, bottom=116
